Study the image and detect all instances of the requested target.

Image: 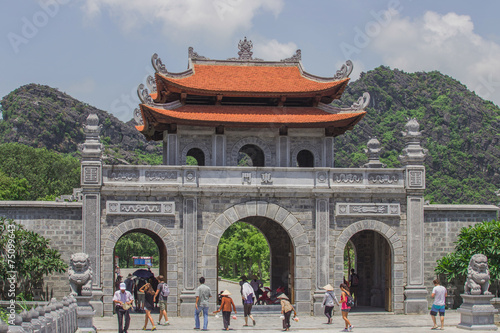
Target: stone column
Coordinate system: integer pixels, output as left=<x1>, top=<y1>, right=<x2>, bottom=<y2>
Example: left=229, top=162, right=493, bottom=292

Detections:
left=163, top=130, right=179, bottom=165
left=277, top=134, right=289, bottom=167
left=399, top=118, right=428, bottom=314
left=212, top=130, right=226, bottom=166
left=313, top=197, right=330, bottom=315
left=323, top=137, right=334, bottom=168
left=80, top=113, right=103, bottom=313
left=180, top=196, right=198, bottom=316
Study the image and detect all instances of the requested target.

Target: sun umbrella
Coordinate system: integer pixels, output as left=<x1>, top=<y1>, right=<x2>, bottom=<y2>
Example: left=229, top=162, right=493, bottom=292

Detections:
left=133, top=269, right=154, bottom=278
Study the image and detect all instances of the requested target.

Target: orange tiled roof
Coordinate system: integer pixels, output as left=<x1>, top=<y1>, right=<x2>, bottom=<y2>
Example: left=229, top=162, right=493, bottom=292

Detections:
left=139, top=104, right=365, bottom=129
left=157, top=64, right=349, bottom=96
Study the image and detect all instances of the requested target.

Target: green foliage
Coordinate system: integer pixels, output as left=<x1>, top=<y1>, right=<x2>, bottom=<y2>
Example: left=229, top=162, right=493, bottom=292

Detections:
left=218, top=222, right=270, bottom=281
left=0, top=217, right=67, bottom=299
left=186, top=156, right=198, bottom=165
left=435, top=220, right=500, bottom=282
left=134, top=150, right=162, bottom=165
left=0, top=143, right=80, bottom=200
left=114, top=233, right=159, bottom=268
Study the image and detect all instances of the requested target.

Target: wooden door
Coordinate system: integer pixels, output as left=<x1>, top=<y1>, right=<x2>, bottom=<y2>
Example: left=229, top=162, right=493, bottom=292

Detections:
left=289, top=243, right=295, bottom=304
left=384, top=242, right=392, bottom=311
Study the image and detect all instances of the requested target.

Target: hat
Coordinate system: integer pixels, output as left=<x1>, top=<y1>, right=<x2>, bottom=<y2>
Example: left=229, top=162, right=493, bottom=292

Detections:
left=277, top=293, right=289, bottom=300
left=119, top=282, right=126, bottom=290
left=127, top=273, right=133, bottom=278
left=221, top=290, right=231, bottom=296
left=240, top=275, right=247, bottom=281
left=322, top=284, right=334, bottom=291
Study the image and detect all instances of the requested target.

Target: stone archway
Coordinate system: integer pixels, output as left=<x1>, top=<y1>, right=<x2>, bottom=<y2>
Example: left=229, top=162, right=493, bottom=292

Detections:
left=101, top=219, right=178, bottom=316
left=201, top=201, right=312, bottom=312
left=334, top=220, right=404, bottom=313
left=229, top=137, right=272, bottom=166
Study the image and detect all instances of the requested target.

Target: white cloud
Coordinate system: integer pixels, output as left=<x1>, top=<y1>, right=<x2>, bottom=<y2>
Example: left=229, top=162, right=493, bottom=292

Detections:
left=253, top=39, right=297, bottom=61
left=80, top=0, right=284, bottom=42
left=370, top=11, right=500, bottom=106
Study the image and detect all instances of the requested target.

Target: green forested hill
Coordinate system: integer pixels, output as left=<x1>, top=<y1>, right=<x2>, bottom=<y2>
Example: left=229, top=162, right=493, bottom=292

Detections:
left=1, top=69, right=499, bottom=204
left=334, top=66, right=500, bottom=205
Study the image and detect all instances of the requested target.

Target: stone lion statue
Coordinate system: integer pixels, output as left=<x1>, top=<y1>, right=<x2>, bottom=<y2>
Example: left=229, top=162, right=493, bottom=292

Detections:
left=68, top=252, right=93, bottom=296
left=464, top=254, right=491, bottom=295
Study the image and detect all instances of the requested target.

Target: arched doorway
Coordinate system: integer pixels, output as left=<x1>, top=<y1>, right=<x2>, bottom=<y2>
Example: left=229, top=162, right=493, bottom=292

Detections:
left=186, top=148, right=205, bottom=166
left=238, top=144, right=265, bottom=167
left=334, top=220, right=404, bottom=313
left=296, top=149, right=314, bottom=167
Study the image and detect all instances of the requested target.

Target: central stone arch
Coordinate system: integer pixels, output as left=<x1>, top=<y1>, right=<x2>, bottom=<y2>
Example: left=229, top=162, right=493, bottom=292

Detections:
left=201, top=201, right=312, bottom=312
left=334, top=220, right=404, bottom=313
left=101, top=219, right=178, bottom=316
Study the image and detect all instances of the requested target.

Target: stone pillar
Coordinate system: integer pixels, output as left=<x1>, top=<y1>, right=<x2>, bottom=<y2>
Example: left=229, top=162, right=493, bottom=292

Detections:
left=80, top=113, right=103, bottom=297
left=277, top=134, right=289, bottom=167
left=163, top=131, right=179, bottom=165
left=458, top=294, right=498, bottom=330
left=75, top=296, right=96, bottom=333
left=313, top=197, right=330, bottom=315
left=180, top=196, right=198, bottom=316
left=399, top=118, right=428, bottom=314
left=212, top=131, right=226, bottom=166
left=323, top=137, right=334, bottom=168
left=363, top=137, right=385, bottom=168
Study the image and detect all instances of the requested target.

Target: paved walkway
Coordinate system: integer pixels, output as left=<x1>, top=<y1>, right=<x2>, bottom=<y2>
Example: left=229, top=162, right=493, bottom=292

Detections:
left=93, top=310, right=499, bottom=332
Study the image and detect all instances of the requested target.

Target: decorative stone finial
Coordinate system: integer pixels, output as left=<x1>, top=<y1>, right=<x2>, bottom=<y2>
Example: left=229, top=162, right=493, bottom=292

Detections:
left=137, top=84, right=154, bottom=105
left=68, top=253, right=93, bottom=296
left=134, top=108, right=144, bottom=126
left=363, top=137, right=386, bottom=168
left=81, top=113, right=102, bottom=160
left=151, top=53, right=168, bottom=74
left=351, top=92, right=370, bottom=111
left=333, top=60, right=354, bottom=79
left=399, top=118, right=427, bottom=165
left=464, top=254, right=491, bottom=295
left=146, top=75, right=157, bottom=94
left=281, top=49, right=301, bottom=62
left=188, top=47, right=209, bottom=60
left=238, top=37, right=253, bottom=60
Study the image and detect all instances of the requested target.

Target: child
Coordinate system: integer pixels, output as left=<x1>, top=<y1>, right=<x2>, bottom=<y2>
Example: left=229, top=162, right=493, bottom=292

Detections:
left=278, top=294, right=296, bottom=331
left=213, top=290, right=237, bottom=331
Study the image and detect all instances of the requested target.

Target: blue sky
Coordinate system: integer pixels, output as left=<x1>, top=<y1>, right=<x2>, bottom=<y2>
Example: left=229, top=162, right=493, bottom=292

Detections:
left=1, top=0, right=499, bottom=121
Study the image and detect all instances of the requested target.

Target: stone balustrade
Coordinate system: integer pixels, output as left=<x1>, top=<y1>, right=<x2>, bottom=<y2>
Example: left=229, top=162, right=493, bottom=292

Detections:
left=0, top=296, right=78, bottom=333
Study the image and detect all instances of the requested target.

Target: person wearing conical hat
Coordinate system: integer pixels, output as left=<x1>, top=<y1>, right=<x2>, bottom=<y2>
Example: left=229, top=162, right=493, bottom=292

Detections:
left=322, top=284, right=340, bottom=324
left=213, top=290, right=237, bottom=331
left=278, top=294, right=296, bottom=331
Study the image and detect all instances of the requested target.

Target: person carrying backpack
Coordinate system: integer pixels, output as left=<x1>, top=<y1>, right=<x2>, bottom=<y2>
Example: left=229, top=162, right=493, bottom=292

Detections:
left=349, top=269, right=359, bottom=306
left=340, top=283, right=353, bottom=332
left=154, top=275, right=170, bottom=326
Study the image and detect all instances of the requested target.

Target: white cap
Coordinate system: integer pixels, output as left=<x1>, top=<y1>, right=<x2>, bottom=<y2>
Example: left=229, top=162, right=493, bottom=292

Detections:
left=120, top=282, right=126, bottom=290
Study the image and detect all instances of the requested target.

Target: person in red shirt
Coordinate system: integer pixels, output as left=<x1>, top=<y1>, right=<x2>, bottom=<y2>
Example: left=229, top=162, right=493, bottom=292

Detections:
left=213, top=290, right=237, bottom=331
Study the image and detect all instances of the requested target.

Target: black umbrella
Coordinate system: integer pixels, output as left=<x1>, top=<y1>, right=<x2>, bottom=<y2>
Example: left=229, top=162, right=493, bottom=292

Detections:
left=133, top=269, right=154, bottom=279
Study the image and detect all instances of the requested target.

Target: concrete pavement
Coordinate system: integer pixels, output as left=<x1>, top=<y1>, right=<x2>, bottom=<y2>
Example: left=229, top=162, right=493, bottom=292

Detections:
left=93, top=309, right=499, bottom=332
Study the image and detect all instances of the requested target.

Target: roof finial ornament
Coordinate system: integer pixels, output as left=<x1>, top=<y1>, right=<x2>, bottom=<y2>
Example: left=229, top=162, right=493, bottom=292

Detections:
left=134, top=108, right=144, bottom=126
left=238, top=37, right=253, bottom=60
left=351, top=92, right=370, bottom=111
left=333, top=60, right=354, bottom=79
left=146, top=75, right=157, bottom=93
left=188, top=47, right=209, bottom=60
left=281, top=49, right=302, bottom=62
left=151, top=53, right=168, bottom=74
left=137, top=84, right=154, bottom=105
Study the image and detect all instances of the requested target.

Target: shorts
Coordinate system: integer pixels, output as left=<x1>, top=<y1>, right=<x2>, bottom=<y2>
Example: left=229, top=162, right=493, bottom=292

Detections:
left=430, top=304, right=445, bottom=316
left=341, top=308, right=350, bottom=313
left=243, top=303, right=253, bottom=317
left=138, top=293, right=145, bottom=302
left=159, top=300, right=167, bottom=311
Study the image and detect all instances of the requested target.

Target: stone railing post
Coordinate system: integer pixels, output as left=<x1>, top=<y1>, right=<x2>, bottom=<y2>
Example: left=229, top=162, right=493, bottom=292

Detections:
left=43, top=304, right=53, bottom=333
left=49, top=299, right=59, bottom=333
left=0, top=319, right=8, bottom=333
left=6, top=313, right=24, bottom=332
left=20, top=310, right=32, bottom=333
left=34, top=306, right=46, bottom=333
left=69, top=296, right=78, bottom=333
left=29, top=308, right=40, bottom=333
left=62, top=297, right=70, bottom=333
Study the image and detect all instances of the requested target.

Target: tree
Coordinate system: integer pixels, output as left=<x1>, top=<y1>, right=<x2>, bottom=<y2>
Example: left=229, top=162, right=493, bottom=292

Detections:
left=114, top=233, right=158, bottom=268
left=0, top=171, right=30, bottom=200
left=0, top=217, right=67, bottom=299
left=435, top=220, right=500, bottom=294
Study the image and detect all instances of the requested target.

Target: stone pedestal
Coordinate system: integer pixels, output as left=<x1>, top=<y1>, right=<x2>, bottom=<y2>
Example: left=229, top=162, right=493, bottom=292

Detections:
left=76, top=295, right=96, bottom=332
left=404, top=287, right=428, bottom=314
left=180, top=290, right=197, bottom=317
left=492, top=298, right=500, bottom=322
left=90, top=288, right=104, bottom=317
left=313, top=290, right=326, bottom=316
left=457, top=294, right=498, bottom=331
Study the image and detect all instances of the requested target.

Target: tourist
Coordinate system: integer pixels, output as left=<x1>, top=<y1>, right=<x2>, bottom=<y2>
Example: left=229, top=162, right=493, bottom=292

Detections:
left=340, top=283, right=353, bottom=332
left=430, top=279, right=447, bottom=330
left=278, top=293, right=296, bottom=331
left=136, top=277, right=146, bottom=312
left=213, top=290, right=237, bottom=331
left=139, top=277, right=156, bottom=331
left=124, top=274, right=135, bottom=293
left=349, top=269, right=359, bottom=306
left=194, top=276, right=212, bottom=331
left=113, top=282, right=134, bottom=333
left=322, top=283, right=339, bottom=324
left=115, top=275, right=122, bottom=292
left=250, top=275, right=263, bottom=304
left=154, top=275, right=170, bottom=326
left=241, top=276, right=256, bottom=326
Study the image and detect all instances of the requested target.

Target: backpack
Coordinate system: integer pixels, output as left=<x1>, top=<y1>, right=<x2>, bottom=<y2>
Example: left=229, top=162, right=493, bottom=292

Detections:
left=346, top=294, right=355, bottom=307
left=351, top=274, right=359, bottom=286
left=160, top=283, right=170, bottom=298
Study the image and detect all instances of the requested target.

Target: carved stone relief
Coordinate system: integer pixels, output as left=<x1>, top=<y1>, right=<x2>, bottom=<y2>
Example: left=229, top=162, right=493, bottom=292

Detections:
left=336, top=203, right=400, bottom=216
left=332, top=173, right=363, bottom=183
left=145, top=171, right=177, bottom=181
left=106, top=201, right=175, bottom=215
left=107, top=170, right=140, bottom=181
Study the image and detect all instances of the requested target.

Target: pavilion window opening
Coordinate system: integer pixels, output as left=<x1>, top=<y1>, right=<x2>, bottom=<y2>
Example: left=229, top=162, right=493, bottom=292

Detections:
left=186, top=148, right=205, bottom=166
left=238, top=144, right=265, bottom=167
left=296, top=149, right=314, bottom=167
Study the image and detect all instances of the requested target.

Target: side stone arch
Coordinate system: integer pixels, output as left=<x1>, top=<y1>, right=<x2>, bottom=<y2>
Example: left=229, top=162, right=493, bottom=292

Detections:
left=181, top=142, right=211, bottom=166
left=101, top=219, right=179, bottom=315
left=291, top=144, right=321, bottom=167
left=201, top=201, right=312, bottom=311
left=229, top=137, right=273, bottom=166
left=333, top=220, right=404, bottom=312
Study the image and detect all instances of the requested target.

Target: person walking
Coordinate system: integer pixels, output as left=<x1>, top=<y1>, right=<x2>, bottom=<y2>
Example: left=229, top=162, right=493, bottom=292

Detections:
left=349, top=269, right=359, bottom=306
left=194, top=276, right=212, bottom=331
left=113, top=282, right=134, bottom=333
left=340, top=283, right=353, bottom=332
left=136, top=277, right=146, bottom=312
left=241, top=276, right=256, bottom=327
left=154, top=275, right=170, bottom=326
left=430, top=279, right=447, bottom=330
left=213, top=290, right=237, bottom=331
left=250, top=275, right=263, bottom=304
left=322, top=284, right=339, bottom=324
left=139, top=277, right=156, bottom=331
left=278, top=294, right=296, bottom=332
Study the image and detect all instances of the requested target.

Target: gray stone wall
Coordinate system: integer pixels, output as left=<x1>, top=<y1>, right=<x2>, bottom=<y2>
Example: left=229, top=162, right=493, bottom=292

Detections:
left=0, top=202, right=82, bottom=299
left=423, top=205, right=499, bottom=306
